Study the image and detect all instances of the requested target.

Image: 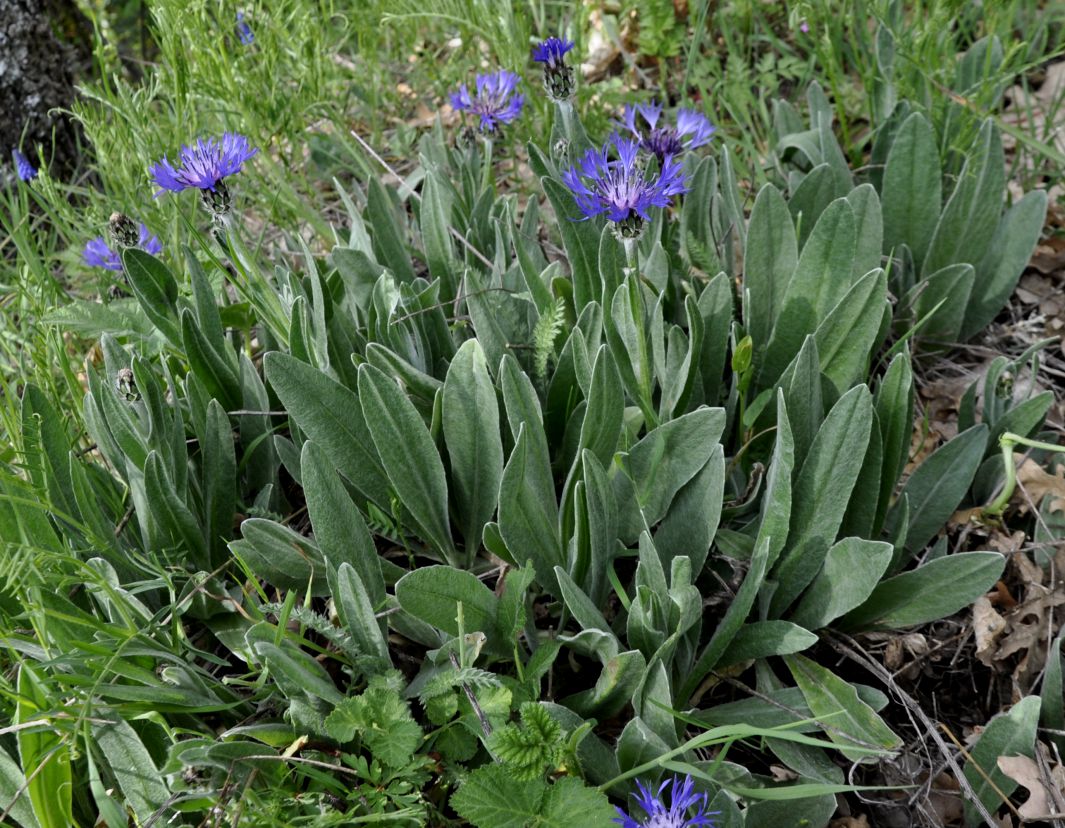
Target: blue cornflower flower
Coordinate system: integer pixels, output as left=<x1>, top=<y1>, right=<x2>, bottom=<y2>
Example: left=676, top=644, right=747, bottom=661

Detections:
left=622, top=102, right=716, bottom=164
left=533, top=37, right=576, bottom=102
left=149, top=132, right=257, bottom=216
left=236, top=11, right=254, bottom=45
left=12, top=149, right=37, bottom=181
left=533, top=37, right=574, bottom=68
left=150, top=133, right=257, bottom=195
left=561, top=133, right=688, bottom=238
left=450, top=70, right=525, bottom=134
left=614, top=775, right=718, bottom=828
left=83, top=222, right=162, bottom=272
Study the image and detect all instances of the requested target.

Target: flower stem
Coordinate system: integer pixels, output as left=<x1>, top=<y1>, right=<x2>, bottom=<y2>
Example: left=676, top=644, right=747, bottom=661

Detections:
left=985, top=432, right=1065, bottom=516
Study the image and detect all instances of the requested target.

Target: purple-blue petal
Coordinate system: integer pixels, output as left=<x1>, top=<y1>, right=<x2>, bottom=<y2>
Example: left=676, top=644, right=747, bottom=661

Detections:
left=451, top=70, right=524, bottom=133
left=150, top=132, right=257, bottom=195
left=12, top=149, right=37, bottom=181
left=83, top=237, right=122, bottom=271
left=560, top=132, right=688, bottom=227
left=532, top=37, right=575, bottom=67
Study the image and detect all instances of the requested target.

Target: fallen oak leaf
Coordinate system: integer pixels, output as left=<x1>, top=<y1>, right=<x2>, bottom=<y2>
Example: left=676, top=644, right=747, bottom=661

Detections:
left=997, top=754, right=1061, bottom=819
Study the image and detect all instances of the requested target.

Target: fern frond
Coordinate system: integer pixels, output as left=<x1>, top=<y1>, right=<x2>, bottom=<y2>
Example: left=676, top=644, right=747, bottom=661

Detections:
left=532, top=297, right=565, bottom=381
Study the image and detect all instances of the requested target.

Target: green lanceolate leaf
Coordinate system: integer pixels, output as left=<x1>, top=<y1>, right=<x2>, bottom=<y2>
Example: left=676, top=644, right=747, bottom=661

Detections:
left=443, top=340, right=504, bottom=555
left=263, top=352, right=388, bottom=508
left=922, top=119, right=1004, bottom=277
left=718, top=621, right=817, bottom=667
left=499, top=425, right=564, bottom=591
left=881, top=112, right=940, bottom=266
left=180, top=308, right=242, bottom=411
left=912, top=263, right=974, bottom=345
left=653, top=444, right=725, bottom=576
left=367, top=177, right=415, bottom=282
left=144, top=450, right=207, bottom=569
left=301, top=440, right=384, bottom=607
left=578, top=345, right=624, bottom=468
left=761, top=198, right=857, bottom=385
left=962, top=189, right=1048, bottom=339
left=885, top=424, right=988, bottom=564
left=0, top=743, right=40, bottom=828
left=790, top=538, right=894, bottom=630
left=202, top=399, right=236, bottom=564
left=814, top=268, right=887, bottom=395
left=231, top=518, right=327, bottom=594
left=541, top=176, right=600, bottom=312
left=614, top=407, right=726, bottom=544
left=328, top=562, right=390, bottom=664
left=785, top=654, right=900, bottom=762
left=845, top=183, right=883, bottom=280
left=788, top=163, right=851, bottom=249
left=963, top=695, right=1041, bottom=826
left=770, top=385, right=872, bottom=616
left=841, top=551, right=1005, bottom=631
left=873, top=353, right=913, bottom=534
left=681, top=534, right=771, bottom=704
left=744, top=184, right=798, bottom=352
left=421, top=169, right=457, bottom=296
left=91, top=717, right=170, bottom=823
left=696, top=273, right=733, bottom=407
left=16, top=664, right=72, bottom=828
left=121, top=248, right=180, bottom=345
left=395, top=565, right=507, bottom=652
left=358, top=363, right=456, bottom=565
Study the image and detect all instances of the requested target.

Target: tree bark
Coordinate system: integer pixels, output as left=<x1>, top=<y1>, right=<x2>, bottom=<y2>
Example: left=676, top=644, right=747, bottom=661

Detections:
left=0, top=0, right=88, bottom=184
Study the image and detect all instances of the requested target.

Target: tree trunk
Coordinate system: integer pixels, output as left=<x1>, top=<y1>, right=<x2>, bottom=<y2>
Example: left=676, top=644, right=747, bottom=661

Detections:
left=0, top=0, right=88, bottom=184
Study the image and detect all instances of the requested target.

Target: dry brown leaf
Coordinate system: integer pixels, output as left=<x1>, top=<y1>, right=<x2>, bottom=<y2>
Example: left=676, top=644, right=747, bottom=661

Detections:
left=997, top=754, right=1060, bottom=819
left=973, top=596, right=1008, bottom=668
left=1014, top=455, right=1065, bottom=515
left=769, top=765, right=798, bottom=782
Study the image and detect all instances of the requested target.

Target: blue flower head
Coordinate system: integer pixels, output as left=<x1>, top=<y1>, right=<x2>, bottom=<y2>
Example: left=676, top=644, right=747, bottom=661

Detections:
left=622, top=103, right=716, bottom=163
left=533, top=37, right=574, bottom=69
left=450, top=70, right=525, bottom=134
left=236, top=11, right=254, bottom=45
left=614, top=775, right=718, bottom=828
left=12, top=149, right=37, bottom=182
left=561, top=133, right=688, bottom=238
left=149, top=132, right=257, bottom=216
left=533, top=37, right=576, bottom=102
left=83, top=222, right=162, bottom=272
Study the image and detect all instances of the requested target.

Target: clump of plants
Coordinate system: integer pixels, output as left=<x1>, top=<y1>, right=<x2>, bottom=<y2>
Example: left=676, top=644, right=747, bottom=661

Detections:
left=0, top=4, right=1060, bottom=827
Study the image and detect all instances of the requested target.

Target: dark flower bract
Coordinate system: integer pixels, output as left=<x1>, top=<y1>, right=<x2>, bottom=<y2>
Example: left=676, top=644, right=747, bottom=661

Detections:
left=450, top=70, right=525, bottom=134
left=83, top=223, right=162, bottom=271
left=561, top=133, right=688, bottom=236
left=149, top=132, right=258, bottom=196
left=622, top=103, right=716, bottom=163
left=12, top=149, right=37, bottom=182
left=614, top=775, right=718, bottom=828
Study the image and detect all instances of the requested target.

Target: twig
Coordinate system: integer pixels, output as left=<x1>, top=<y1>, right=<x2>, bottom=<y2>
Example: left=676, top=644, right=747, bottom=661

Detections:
left=826, top=632, right=1001, bottom=826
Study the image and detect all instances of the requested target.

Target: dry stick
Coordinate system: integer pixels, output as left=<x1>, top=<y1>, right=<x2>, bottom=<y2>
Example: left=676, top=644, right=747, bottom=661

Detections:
left=827, top=632, right=1000, bottom=826
left=348, top=129, right=496, bottom=272
left=450, top=651, right=492, bottom=739
left=938, top=723, right=1025, bottom=823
